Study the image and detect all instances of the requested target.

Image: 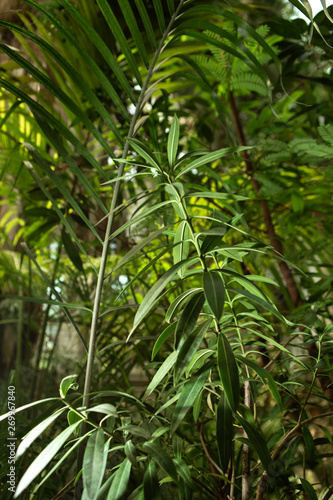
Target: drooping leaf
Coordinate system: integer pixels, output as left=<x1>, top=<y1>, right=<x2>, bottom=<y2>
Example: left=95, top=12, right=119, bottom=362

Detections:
left=106, top=458, right=132, bottom=500
left=142, top=442, right=178, bottom=483
left=166, top=288, right=202, bottom=323
left=217, top=334, right=239, bottom=411
left=14, top=421, right=82, bottom=498
left=16, top=408, right=66, bottom=458
left=83, top=429, right=108, bottom=500
left=152, top=323, right=176, bottom=360
left=203, top=271, right=225, bottom=321
left=144, top=351, right=178, bottom=399
left=299, top=479, right=317, bottom=500
left=174, top=319, right=211, bottom=382
left=168, top=115, right=180, bottom=168
left=235, top=414, right=272, bottom=470
left=173, top=221, right=190, bottom=278
left=61, top=229, right=83, bottom=272
left=216, top=393, right=233, bottom=473
left=170, top=369, right=209, bottom=435
left=143, top=460, right=161, bottom=500
left=236, top=356, right=283, bottom=411
left=129, top=258, right=198, bottom=339
left=175, top=147, right=251, bottom=179
left=175, top=291, right=205, bottom=349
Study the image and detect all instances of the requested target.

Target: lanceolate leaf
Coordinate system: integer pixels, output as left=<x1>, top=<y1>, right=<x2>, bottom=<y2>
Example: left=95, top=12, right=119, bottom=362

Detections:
left=152, top=322, right=176, bottom=360
left=175, top=147, right=251, bottom=180
left=96, top=0, right=142, bottom=85
left=217, top=334, right=239, bottom=411
left=235, top=414, right=272, bottom=471
left=106, top=458, right=132, bottom=500
left=227, top=287, right=290, bottom=325
left=173, top=221, right=190, bottom=277
left=168, top=115, right=180, bottom=168
left=16, top=408, right=66, bottom=458
left=203, top=271, right=225, bottom=321
left=144, top=351, right=178, bottom=399
left=201, top=211, right=227, bottom=254
left=170, top=369, right=209, bottom=435
left=174, top=319, right=211, bottom=382
left=58, top=0, right=135, bottom=101
left=175, top=291, right=205, bottom=349
left=14, top=421, right=82, bottom=498
left=166, top=288, right=202, bottom=323
left=142, top=442, right=178, bottom=483
left=83, top=429, right=107, bottom=500
left=216, top=393, right=233, bottom=473
left=129, top=258, right=198, bottom=339
left=143, top=460, right=161, bottom=500
left=236, top=356, right=283, bottom=411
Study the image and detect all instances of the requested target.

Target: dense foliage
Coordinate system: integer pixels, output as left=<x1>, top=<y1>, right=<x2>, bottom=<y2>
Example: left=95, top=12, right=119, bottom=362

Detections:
left=0, top=0, right=333, bottom=499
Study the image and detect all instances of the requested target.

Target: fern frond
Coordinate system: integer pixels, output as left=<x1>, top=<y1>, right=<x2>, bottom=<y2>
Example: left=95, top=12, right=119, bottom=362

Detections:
left=318, top=124, right=333, bottom=146
left=230, top=72, right=268, bottom=96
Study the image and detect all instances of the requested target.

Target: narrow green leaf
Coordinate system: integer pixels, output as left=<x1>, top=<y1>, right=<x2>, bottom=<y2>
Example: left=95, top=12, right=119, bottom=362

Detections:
left=142, top=442, right=178, bottom=483
left=0, top=77, right=115, bottom=174
left=173, top=457, right=195, bottom=489
left=60, top=374, right=78, bottom=399
left=216, top=393, right=233, bottom=473
left=128, top=138, right=161, bottom=170
left=217, top=334, right=239, bottom=411
left=58, top=0, right=135, bottom=101
left=144, top=351, right=178, bottom=399
left=114, top=226, right=170, bottom=272
left=166, top=288, right=202, bottom=323
left=18, top=0, right=129, bottom=121
left=168, top=115, right=180, bottom=168
left=83, top=429, right=107, bottom=500
left=152, top=323, right=176, bottom=360
left=96, top=0, right=142, bottom=85
left=14, top=421, right=82, bottom=498
left=300, top=479, right=317, bottom=500
left=106, top=458, right=132, bottom=500
left=0, top=398, right=59, bottom=423
left=173, top=221, right=190, bottom=278
left=62, top=229, right=83, bottom=272
left=0, top=294, right=91, bottom=313
left=110, top=201, right=173, bottom=241
left=24, top=145, right=103, bottom=243
left=186, top=191, right=248, bottom=201
left=23, top=161, right=95, bottom=271
left=124, top=440, right=137, bottom=467
left=143, top=460, right=161, bottom=500
left=175, top=291, right=205, bottom=349
left=201, top=211, right=227, bottom=254
left=134, top=0, right=157, bottom=50
left=203, top=271, right=225, bottom=321
left=85, top=404, right=117, bottom=417
left=170, top=369, right=209, bottom=435
left=175, top=319, right=211, bottom=382
left=153, top=0, right=166, bottom=32
left=16, top=408, right=66, bottom=458
left=0, top=42, right=118, bottom=162
left=117, top=0, right=149, bottom=67
left=227, top=287, right=289, bottom=325
left=236, top=356, right=283, bottom=411
left=129, top=258, right=198, bottom=339
left=175, top=147, right=251, bottom=179
left=235, top=414, right=271, bottom=470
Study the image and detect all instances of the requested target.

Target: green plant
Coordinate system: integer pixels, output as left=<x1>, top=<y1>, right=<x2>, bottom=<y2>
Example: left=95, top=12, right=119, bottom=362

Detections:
left=0, top=1, right=333, bottom=499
